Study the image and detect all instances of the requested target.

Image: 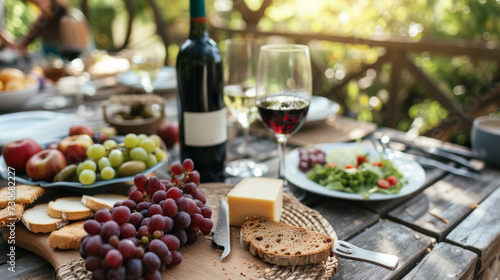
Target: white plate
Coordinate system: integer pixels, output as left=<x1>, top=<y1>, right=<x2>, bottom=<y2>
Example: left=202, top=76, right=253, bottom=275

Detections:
left=0, top=156, right=167, bottom=190
left=117, top=66, right=176, bottom=91
left=0, top=111, right=78, bottom=146
left=0, top=81, right=39, bottom=111
left=305, top=96, right=340, bottom=124
left=285, top=143, right=426, bottom=201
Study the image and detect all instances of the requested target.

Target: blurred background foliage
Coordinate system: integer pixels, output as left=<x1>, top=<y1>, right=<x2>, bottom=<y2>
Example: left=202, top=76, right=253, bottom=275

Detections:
left=3, top=0, right=499, bottom=144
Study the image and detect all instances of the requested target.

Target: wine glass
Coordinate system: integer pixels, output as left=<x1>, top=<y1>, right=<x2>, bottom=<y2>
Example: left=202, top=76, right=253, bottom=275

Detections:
left=223, top=38, right=269, bottom=177
left=256, top=44, right=312, bottom=187
left=59, top=14, right=94, bottom=117
left=130, top=52, right=164, bottom=94
left=41, top=55, right=69, bottom=109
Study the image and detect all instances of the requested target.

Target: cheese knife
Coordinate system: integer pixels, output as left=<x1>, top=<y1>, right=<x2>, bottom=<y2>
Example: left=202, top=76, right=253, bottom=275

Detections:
left=212, top=198, right=230, bottom=259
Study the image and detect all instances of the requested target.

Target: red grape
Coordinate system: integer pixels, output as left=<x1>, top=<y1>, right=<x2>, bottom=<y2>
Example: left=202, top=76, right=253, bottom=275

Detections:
left=105, top=249, right=123, bottom=268
left=171, top=163, right=184, bottom=175
left=134, top=174, right=148, bottom=191
left=112, top=206, right=131, bottom=225
left=118, top=239, right=136, bottom=258
left=183, top=159, right=194, bottom=171
left=95, top=209, right=112, bottom=223
left=84, top=219, right=101, bottom=235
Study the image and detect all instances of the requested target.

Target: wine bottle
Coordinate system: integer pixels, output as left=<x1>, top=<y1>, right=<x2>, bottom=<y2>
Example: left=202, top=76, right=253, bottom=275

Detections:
left=176, top=0, right=226, bottom=183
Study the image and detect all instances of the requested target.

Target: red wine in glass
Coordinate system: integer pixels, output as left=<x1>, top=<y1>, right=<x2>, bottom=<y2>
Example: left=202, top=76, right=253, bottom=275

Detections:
left=61, top=47, right=83, bottom=62
left=257, top=95, right=310, bottom=136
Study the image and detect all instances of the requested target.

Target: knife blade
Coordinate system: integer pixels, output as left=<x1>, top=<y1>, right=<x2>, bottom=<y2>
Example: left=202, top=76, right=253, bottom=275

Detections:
left=388, top=137, right=481, bottom=173
left=212, top=198, right=230, bottom=259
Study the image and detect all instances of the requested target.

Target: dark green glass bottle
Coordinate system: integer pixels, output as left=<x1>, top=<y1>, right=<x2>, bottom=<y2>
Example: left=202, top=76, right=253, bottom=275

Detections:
left=176, top=0, right=226, bottom=183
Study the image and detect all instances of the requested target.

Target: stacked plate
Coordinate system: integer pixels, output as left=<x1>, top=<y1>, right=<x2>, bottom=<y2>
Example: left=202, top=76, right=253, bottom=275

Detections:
left=0, top=111, right=78, bottom=146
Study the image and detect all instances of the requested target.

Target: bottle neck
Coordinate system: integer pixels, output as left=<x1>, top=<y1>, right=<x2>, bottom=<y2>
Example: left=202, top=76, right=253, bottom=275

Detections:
left=189, top=0, right=208, bottom=39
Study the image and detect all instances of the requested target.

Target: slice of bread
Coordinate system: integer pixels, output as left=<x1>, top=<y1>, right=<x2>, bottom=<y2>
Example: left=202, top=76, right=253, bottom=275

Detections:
left=21, top=203, right=69, bottom=233
left=240, top=216, right=334, bottom=266
left=81, top=194, right=127, bottom=211
left=49, top=220, right=87, bottom=249
left=0, top=185, right=45, bottom=208
left=0, top=203, right=24, bottom=227
left=47, top=197, right=94, bottom=220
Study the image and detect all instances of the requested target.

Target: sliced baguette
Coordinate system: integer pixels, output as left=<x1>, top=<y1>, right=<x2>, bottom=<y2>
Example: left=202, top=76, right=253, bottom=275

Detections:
left=47, top=197, right=94, bottom=220
left=0, top=203, right=24, bottom=227
left=48, top=220, right=87, bottom=249
left=81, top=194, right=127, bottom=211
left=21, top=204, right=69, bottom=233
left=0, top=185, right=45, bottom=208
left=240, top=216, right=334, bottom=266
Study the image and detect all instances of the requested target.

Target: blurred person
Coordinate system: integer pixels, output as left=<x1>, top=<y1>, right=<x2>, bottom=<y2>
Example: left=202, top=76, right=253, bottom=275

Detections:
left=0, top=0, right=93, bottom=56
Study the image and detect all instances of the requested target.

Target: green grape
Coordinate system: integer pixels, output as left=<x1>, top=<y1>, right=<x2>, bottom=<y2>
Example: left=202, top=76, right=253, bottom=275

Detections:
left=81, top=160, right=97, bottom=171
left=103, top=139, right=118, bottom=149
left=139, top=138, right=156, bottom=154
left=109, top=149, right=124, bottom=167
left=87, top=144, right=106, bottom=160
left=76, top=162, right=84, bottom=175
left=149, top=135, right=162, bottom=148
left=137, top=134, right=148, bottom=143
left=129, top=147, right=148, bottom=162
left=100, top=166, right=116, bottom=180
left=146, top=153, right=158, bottom=168
left=124, top=133, right=139, bottom=148
left=79, top=169, right=97, bottom=185
left=154, top=148, right=168, bottom=162
left=98, top=157, right=111, bottom=170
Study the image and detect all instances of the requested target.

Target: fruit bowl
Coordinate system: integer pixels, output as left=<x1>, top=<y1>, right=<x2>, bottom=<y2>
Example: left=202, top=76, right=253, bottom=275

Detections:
left=0, top=155, right=167, bottom=193
left=0, top=79, right=39, bottom=111
left=103, top=94, right=165, bottom=135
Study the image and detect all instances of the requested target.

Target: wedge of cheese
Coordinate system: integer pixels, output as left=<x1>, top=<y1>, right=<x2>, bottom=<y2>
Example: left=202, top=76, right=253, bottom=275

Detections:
left=227, top=177, right=283, bottom=226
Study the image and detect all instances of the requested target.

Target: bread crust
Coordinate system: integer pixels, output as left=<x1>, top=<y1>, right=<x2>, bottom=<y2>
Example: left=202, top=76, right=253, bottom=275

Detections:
left=0, top=203, right=24, bottom=227
left=47, top=197, right=94, bottom=220
left=81, top=194, right=127, bottom=211
left=49, top=220, right=87, bottom=249
left=240, top=216, right=333, bottom=266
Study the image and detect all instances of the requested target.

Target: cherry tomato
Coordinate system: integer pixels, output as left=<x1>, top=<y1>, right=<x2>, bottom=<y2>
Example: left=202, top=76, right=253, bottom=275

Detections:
left=372, top=161, right=384, bottom=167
left=345, top=164, right=355, bottom=169
left=326, top=162, right=337, bottom=168
left=377, top=178, right=390, bottom=189
left=356, top=155, right=368, bottom=166
left=387, top=175, right=398, bottom=186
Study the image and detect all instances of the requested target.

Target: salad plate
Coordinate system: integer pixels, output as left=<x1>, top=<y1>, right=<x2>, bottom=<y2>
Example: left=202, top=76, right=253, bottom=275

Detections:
left=285, top=143, right=426, bottom=201
left=0, top=156, right=167, bottom=190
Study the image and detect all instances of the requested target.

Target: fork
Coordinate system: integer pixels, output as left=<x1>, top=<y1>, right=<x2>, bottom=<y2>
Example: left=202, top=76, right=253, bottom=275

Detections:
left=370, top=135, right=485, bottom=180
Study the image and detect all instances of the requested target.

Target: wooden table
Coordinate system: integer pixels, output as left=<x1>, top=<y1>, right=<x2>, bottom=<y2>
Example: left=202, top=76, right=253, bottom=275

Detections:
left=0, top=86, right=499, bottom=279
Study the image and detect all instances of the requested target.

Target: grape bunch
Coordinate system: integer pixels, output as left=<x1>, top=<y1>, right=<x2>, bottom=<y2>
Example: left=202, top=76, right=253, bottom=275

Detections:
left=298, top=147, right=326, bottom=172
left=80, top=159, right=213, bottom=280
left=79, top=133, right=168, bottom=185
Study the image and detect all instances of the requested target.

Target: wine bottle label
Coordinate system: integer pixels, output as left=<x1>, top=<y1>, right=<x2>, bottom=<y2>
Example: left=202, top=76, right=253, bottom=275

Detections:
left=184, top=108, right=227, bottom=146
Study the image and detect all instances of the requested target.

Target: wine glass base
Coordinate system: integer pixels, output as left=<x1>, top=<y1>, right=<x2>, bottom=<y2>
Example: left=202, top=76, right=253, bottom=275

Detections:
left=225, top=159, right=269, bottom=178
left=42, top=96, right=69, bottom=110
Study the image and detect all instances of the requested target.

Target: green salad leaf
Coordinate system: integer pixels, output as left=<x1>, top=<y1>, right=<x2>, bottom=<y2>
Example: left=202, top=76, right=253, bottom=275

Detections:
left=306, top=152, right=407, bottom=200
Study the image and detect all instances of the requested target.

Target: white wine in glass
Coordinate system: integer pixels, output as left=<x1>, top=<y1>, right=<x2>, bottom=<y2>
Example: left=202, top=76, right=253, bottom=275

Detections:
left=256, top=44, right=312, bottom=187
left=223, top=38, right=268, bottom=177
left=131, top=53, right=164, bottom=94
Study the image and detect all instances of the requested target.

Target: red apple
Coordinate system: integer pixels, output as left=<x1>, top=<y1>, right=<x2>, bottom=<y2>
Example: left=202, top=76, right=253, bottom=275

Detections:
left=26, top=149, right=67, bottom=181
left=2, top=139, right=43, bottom=172
left=69, top=124, right=94, bottom=137
left=57, top=134, right=94, bottom=163
left=156, top=122, right=179, bottom=148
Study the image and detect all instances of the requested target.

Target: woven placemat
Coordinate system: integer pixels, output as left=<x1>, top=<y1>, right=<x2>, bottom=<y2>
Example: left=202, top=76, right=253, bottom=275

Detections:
left=56, top=183, right=339, bottom=280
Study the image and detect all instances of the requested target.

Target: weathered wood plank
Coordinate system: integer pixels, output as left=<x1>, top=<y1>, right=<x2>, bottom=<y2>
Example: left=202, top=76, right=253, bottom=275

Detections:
left=402, top=242, right=477, bottom=280
left=476, top=254, right=500, bottom=280
left=387, top=168, right=500, bottom=241
left=333, top=220, right=434, bottom=280
left=313, top=199, right=379, bottom=241
left=0, top=252, right=54, bottom=280
left=446, top=186, right=500, bottom=273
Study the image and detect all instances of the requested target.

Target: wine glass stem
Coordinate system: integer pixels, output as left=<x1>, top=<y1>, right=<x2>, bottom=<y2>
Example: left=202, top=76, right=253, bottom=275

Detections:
left=241, top=126, right=250, bottom=157
left=277, top=136, right=288, bottom=185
